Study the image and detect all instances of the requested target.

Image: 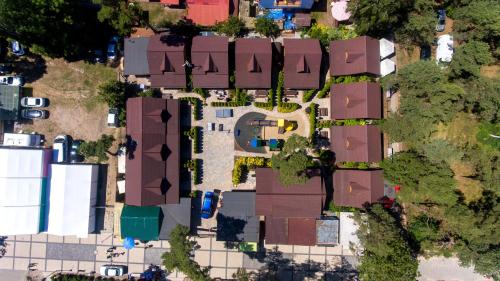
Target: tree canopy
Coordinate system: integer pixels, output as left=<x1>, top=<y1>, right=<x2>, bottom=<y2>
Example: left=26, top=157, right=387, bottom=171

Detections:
left=254, top=17, right=280, bottom=39
left=214, top=16, right=246, bottom=37
left=449, top=41, right=494, bottom=79
left=78, top=134, right=115, bottom=163
left=302, top=24, right=358, bottom=47
left=162, top=225, right=212, bottom=281
left=93, top=0, right=149, bottom=36
left=271, top=134, right=312, bottom=185
left=354, top=205, right=419, bottom=281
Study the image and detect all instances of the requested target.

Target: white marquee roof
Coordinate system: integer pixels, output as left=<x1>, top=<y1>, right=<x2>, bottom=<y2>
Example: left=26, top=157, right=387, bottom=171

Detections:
left=0, top=148, right=45, bottom=178
left=379, top=38, right=395, bottom=59
left=380, top=58, right=396, bottom=77
left=47, top=164, right=98, bottom=238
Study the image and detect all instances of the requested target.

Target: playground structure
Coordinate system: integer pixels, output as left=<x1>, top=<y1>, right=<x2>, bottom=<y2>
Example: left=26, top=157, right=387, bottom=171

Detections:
left=247, top=118, right=296, bottom=134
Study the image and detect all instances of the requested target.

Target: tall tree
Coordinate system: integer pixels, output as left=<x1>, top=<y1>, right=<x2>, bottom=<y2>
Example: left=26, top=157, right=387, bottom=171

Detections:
left=162, top=225, right=212, bottom=281
left=452, top=0, right=500, bottom=55
left=449, top=41, right=494, bottom=79
left=395, top=0, right=437, bottom=47
left=214, top=16, right=246, bottom=37
left=354, top=205, right=419, bottom=281
left=254, top=17, right=280, bottom=39
left=0, top=0, right=101, bottom=58
left=271, top=134, right=312, bottom=185
left=94, top=0, right=150, bottom=36
left=347, top=0, right=413, bottom=36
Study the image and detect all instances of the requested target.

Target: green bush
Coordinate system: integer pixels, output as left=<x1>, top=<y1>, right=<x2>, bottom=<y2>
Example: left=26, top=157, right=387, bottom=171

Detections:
left=184, top=126, right=201, bottom=154
left=184, top=159, right=202, bottom=185
left=276, top=71, right=284, bottom=104
left=179, top=97, right=202, bottom=121
left=78, top=134, right=115, bottom=163
left=476, top=122, right=500, bottom=150
left=232, top=157, right=271, bottom=185
left=308, top=103, right=318, bottom=139
left=278, top=102, right=301, bottom=113
left=332, top=74, right=374, bottom=84
left=193, top=88, right=209, bottom=99
left=328, top=201, right=356, bottom=213
left=336, top=119, right=367, bottom=126
left=317, top=120, right=335, bottom=129
left=339, top=161, right=371, bottom=169
left=302, top=89, right=317, bottom=103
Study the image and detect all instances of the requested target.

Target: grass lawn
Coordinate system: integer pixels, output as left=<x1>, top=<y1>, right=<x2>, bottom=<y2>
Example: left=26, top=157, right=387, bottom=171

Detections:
left=138, top=3, right=186, bottom=26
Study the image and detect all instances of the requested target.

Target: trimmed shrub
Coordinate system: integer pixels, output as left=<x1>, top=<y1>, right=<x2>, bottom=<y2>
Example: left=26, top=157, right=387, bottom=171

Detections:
left=302, top=89, right=317, bottom=103
left=339, top=161, right=371, bottom=169
left=317, top=120, right=335, bottom=129
left=316, top=79, right=333, bottom=98
left=179, top=97, right=202, bottom=120
left=211, top=101, right=247, bottom=107
left=278, top=102, right=301, bottom=113
left=308, top=103, right=318, bottom=139
left=184, top=126, right=201, bottom=154
left=185, top=159, right=202, bottom=185
left=254, top=102, right=274, bottom=111
left=193, top=88, right=209, bottom=99
left=232, top=157, right=271, bottom=185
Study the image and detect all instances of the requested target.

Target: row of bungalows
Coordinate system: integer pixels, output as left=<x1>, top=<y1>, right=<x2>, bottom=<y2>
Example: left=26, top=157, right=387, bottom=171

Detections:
left=124, top=34, right=394, bottom=90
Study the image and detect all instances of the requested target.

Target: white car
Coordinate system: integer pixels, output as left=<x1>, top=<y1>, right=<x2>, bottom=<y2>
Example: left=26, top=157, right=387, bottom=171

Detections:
left=53, top=135, right=70, bottom=163
left=0, top=75, right=24, bottom=86
left=20, top=97, right=48, bottom=108
left=100, top=264, right=127, bottom=276
left=436, top=34, right=454, bottom=65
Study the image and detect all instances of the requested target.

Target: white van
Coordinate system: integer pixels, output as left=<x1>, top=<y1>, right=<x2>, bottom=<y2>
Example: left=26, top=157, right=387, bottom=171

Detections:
left=3, top=133, right=42, bottom=147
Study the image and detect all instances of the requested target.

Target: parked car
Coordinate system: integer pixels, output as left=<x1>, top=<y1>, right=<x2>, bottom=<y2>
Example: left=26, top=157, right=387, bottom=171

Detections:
left=201, top=191, right=215, bottom=219
left=420, top=45, right=431, bottom=60
left=0, top=64, right=13, bottom=75
left=436, top=9, right=446, bottom=32
left=70, top=140, right=84, bottom=163
left=53, top=135, right=70, bottom=163
left=100, top=264, right=127, bottom=277
left=93, top=49, right=105, bottom=64
left=21, top=109, right=48, bottom=119
left=20, top=97, right=49, bottom=108
left=107, top=107, right=119, bottom=127
left=436, top=34, right=454, bottom=65
left=0, top=75, right=24, bottom=86
left=107, top=36, right=119, bottom=61
left=207, top=123, right=215, bottom=132
left=11, top=41, right=25, bottom=56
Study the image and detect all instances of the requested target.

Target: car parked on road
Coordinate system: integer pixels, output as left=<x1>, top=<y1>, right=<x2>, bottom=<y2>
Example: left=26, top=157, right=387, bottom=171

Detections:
left=20, top=97, right=49, bottom=108
left=107, top=108, right=119, bottom=127
left=53, top=135, right=70, bottom=163
left=11, top=41, right=25, bottom=56
left=107, top=36, right=120, bottom=61
left=21, top=109, right=48, bottom=119
left=100, top=264, right=127, bottom=277
left=201, top=191, right=215, bottom=219
left=0, top=64, right=13, bottom=75
left=436, top=9, right=446, bottom=32
left=0, top=75, right=24, bottom=86
left=70, top=140, right=84, bottom=163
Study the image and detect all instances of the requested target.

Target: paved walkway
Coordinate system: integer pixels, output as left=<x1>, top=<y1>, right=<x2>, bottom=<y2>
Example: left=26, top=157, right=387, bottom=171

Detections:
left=0, top=234, right=345, bottom=280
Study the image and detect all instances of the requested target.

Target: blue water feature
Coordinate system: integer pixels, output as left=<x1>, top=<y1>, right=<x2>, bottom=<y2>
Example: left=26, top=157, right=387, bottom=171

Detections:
left=263, top=9, right=285, bottom=20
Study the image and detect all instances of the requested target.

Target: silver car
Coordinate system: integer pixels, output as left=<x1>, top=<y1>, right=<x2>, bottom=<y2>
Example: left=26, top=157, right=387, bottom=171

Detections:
left=0, top=75, right=24, bottom=86
left=20, top=97, right=48, bottom=108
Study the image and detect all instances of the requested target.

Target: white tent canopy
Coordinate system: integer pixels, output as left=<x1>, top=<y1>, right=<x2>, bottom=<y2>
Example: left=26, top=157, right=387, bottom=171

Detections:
left=339, top=212, right=360, bottom=255
left=437, top=34, right=454, bottom=64
left=0, top=148, right=47, bottom=235
left=47, top=164, right=98, bottom=238
left=380, top=58, right=396, bottom=77
left=379, top=38, right=395, bottom=59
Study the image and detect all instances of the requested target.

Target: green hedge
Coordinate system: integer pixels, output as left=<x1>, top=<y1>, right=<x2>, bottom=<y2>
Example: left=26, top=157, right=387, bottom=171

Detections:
left=193, top=88, right=209, bottom=99
left=211, top=101, right=247, bottom=107
left=302, top=89, right=317, bottom=103
left=276, top=71, right=284, bottom=103
left=308, top=103, right=318, bottom=139
left=316, top=78, right=333, bottom=98
left=339, top=161, right=370, bottom=169
left=185, top=159, right=202, bottom=185
left=179, top=97, right=202, bottom=121
left=254, top=102, right=274, bottom=111
left=232, top=157, right=271, bottom=185
left=332, top=74, right=373, bottom=84
left=184, top=126, right=201, bottom=154
left=336, top=119, right=367, bottom=126
left=278, top=102, right=301, bottom=113
left=317, top=120, right=335, bottom=129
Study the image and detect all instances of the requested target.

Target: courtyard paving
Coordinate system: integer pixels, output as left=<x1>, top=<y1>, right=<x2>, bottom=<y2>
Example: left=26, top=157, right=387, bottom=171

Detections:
left=1, top=234, right=346, bottom=280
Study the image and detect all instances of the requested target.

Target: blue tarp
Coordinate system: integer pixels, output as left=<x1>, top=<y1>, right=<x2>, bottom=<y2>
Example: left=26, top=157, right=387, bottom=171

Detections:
left=259, top=0, right=314, bottom=10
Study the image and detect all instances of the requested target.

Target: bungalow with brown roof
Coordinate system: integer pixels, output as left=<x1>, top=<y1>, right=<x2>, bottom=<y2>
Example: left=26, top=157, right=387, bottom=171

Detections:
left=330, top=125, right=382, bottom=162
left=125, top=97, right=180, bottom=206
left=329, top=36, right=380, bottom=76
left=330, top=82, right=382, bottom=120
left=283, top=39, right=322, bottom=89
left=235, top=38, right=272, bottom=89
left=255, top=168, right=325, bottom=246
left=147, top=33, right=186, bottom=88
left=191, top=36, right=229, bottom=89
left=334, top=170, right=384, bottom=208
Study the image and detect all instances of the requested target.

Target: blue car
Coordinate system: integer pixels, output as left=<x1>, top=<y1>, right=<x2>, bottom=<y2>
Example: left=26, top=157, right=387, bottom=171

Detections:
left=201, top=191, right=215, bottom=219
left=11, top=41, right=25, bottom=56
left=107, top=36, right=119, bottom=61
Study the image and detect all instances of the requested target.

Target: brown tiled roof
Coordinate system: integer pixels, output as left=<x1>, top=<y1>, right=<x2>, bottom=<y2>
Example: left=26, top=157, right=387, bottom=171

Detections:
left=265, top=217, right=317, bottom=246
left=125, top=97, right=180, bottom=206
left=235, top=38, right=272, bottom=89
left=333, top=169, right=384, bottom=208
left=191, top=36, right=229, bottom=88
left=147, top=33, right=186, bottom=88
left=256, top=168, right=323, bottom=246
left=329, top=36, right=380, bottom=76
left=283, top=39, right=322, bottom=89
left=330, top=82, right=382, bottom=119
left=330, top=125, right=382, bottom=162
left=294, top=13, right=311, bottom=27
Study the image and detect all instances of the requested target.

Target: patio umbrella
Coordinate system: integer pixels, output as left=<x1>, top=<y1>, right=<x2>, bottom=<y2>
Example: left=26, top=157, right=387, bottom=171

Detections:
left=123, top=237, right=135, bottom=250
left=331, top=0, right=351, bottom=22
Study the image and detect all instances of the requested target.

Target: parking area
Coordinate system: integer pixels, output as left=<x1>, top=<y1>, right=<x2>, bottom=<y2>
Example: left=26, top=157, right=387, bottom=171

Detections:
left=0, top=234, right=347, bottom=280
